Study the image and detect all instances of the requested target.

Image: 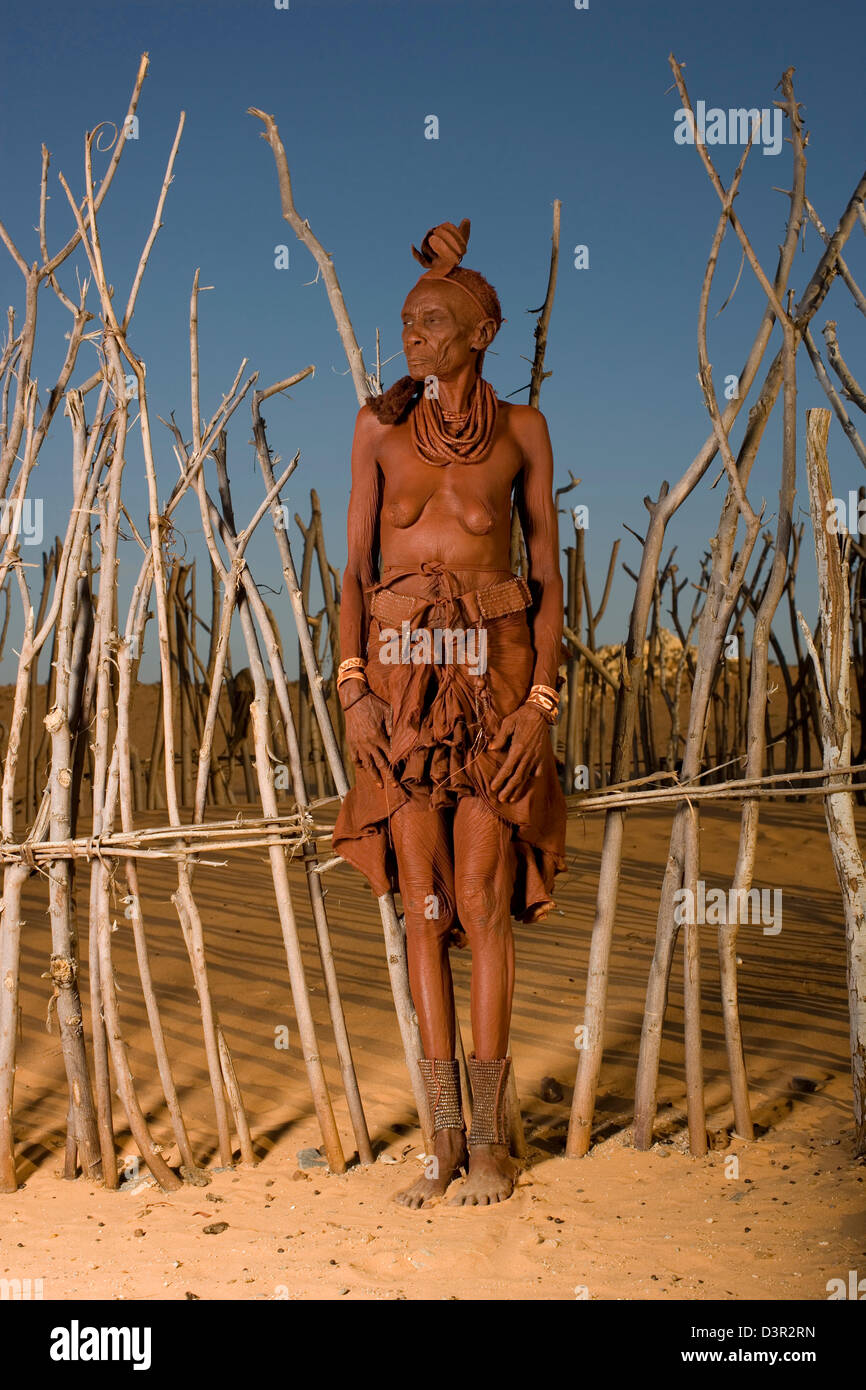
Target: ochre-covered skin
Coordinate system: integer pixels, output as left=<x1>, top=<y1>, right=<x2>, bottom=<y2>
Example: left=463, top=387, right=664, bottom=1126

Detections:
left=333, top=228, right=567, bottom=1206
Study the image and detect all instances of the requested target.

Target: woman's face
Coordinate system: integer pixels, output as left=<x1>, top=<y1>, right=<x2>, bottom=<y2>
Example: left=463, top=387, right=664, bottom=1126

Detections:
left=401, top=281, right=491, bottom=382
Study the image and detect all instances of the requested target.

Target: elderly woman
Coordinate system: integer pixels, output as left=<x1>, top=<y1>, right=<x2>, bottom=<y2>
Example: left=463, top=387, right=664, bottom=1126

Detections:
left=333, top=220, right=567, bottom=1207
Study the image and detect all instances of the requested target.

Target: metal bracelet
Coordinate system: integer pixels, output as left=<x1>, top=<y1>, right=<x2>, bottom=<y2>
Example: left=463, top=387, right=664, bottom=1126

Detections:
left=525, top=694, right=558, bottom=724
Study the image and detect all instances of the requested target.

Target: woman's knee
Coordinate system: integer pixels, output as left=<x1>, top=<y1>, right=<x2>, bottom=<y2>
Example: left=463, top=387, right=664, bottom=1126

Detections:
left=454, top=872, right=508, bottom=932
left=401, top=879, right=456, bottom=942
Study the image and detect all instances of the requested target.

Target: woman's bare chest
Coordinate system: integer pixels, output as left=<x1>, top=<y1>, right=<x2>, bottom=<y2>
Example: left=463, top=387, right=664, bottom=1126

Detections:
left=377, top=429, right=522, bottom=536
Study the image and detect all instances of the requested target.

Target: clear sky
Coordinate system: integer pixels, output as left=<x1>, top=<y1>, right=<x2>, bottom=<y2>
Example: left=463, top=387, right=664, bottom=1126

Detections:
left=2, top=0, right=865, bottom=679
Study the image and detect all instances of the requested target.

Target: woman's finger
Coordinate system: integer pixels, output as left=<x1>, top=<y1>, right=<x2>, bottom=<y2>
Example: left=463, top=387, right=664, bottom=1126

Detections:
left=488, top=719, right=513, bottom=753
left=501, top=756, right=533, bottom=801
left=365, top=745, right=386, bottom=787
left=370, top=748, right=390, bottom=786
left=492, top=750, right=522, bottom=795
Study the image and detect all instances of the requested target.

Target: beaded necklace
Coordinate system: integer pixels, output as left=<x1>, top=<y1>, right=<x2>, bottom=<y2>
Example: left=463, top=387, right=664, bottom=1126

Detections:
left=410, top=376, right=498, bottom=466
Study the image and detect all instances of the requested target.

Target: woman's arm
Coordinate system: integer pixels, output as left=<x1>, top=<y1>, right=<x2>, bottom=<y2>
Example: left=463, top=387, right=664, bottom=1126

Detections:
left=512, top=405, right=564, bottom=689
left=488, top=405, right=563, bottom=802
left=338, top=406, right=394, bottom=786
left=340, top=404, right=384, bottom=673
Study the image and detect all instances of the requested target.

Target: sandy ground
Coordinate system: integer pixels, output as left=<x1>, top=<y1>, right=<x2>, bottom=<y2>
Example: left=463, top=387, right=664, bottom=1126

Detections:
left=2, top=798, right=865, bottom=1301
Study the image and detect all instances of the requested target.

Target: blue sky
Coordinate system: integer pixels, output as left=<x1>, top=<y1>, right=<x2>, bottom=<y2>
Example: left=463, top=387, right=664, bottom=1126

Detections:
left=2, top=0, right=865, bottom=678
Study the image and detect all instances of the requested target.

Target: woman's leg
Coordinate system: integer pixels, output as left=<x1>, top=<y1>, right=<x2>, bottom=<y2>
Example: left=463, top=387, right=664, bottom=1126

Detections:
left=390, top=800, right=457, bottom=1057
left=450, top=796, right=518, bottom=1206
left=453, top=796, right=516, bottom=1058
left=390, top=800, right=467, bottom=1207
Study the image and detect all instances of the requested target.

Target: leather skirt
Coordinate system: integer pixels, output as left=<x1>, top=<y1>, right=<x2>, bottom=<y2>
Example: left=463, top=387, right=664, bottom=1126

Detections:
left=332, top=560, right=567, bottom=946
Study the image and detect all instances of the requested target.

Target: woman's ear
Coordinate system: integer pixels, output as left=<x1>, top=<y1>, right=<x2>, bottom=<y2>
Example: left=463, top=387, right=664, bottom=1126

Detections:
left=470, top=315, right=498, bottom=352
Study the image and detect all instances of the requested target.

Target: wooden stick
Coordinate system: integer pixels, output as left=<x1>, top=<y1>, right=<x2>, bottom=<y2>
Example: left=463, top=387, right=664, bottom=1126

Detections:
left=217, top=1026, right=255, bottom=1166
left=800, top=408, right=866, bottom=1154
left=682, top=806, right=707, bottom=1154
left=246, top=407, right=373, bottom=1163
left=0, top=864, right=31, bottom=1191
left=249, top=109, right=371, bottom=404
left=251, top=395, right=432, bottom=1147
left=566, top=191, right=805, bottom=1155
left=192, top=412, right=346, bottom=1172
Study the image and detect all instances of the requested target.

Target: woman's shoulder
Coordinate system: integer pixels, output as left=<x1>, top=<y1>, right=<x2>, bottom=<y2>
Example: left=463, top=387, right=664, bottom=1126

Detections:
left=497, top=399, right=550, bottom=440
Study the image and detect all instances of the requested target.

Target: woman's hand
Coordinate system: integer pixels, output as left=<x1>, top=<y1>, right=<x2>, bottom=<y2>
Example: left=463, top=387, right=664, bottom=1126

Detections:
left=344, top=690, right=394, bottom=788
left=488, top=703, right=550, bottom=802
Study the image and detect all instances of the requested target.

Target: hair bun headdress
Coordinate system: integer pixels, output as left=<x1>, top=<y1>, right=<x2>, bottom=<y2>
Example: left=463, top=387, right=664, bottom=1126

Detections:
left=410, top=218, right=498, bottom=327
left=411, top=219, right=471, bottom=276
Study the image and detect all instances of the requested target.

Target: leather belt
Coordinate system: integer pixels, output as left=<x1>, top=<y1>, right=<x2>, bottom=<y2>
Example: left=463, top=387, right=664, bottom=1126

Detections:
left=369, top=574, right=532, bottom=627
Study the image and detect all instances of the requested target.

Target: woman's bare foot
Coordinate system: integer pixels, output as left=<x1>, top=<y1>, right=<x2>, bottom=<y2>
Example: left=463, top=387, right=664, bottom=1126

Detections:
left=448, top=1143, right=516, bottom=1206
left=394, top=1128, right=467, bottom=1210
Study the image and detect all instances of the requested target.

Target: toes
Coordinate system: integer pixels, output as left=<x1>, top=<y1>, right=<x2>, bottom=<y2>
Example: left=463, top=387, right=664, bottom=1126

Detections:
left=447, top=1186, right=514, bottom=1206
left=395, top=1187, right=434, bottom=1209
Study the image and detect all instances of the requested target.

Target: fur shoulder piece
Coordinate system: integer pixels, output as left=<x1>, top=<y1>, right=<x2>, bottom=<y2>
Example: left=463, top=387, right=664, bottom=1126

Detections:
left=364, top=375, right=421, bottom=425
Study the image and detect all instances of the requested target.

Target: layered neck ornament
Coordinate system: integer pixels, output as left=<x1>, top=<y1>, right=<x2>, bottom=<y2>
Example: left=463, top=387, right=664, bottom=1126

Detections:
left=410, top=375, right=498, bottom=466
left=407, top=219, right=500, bottom=466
